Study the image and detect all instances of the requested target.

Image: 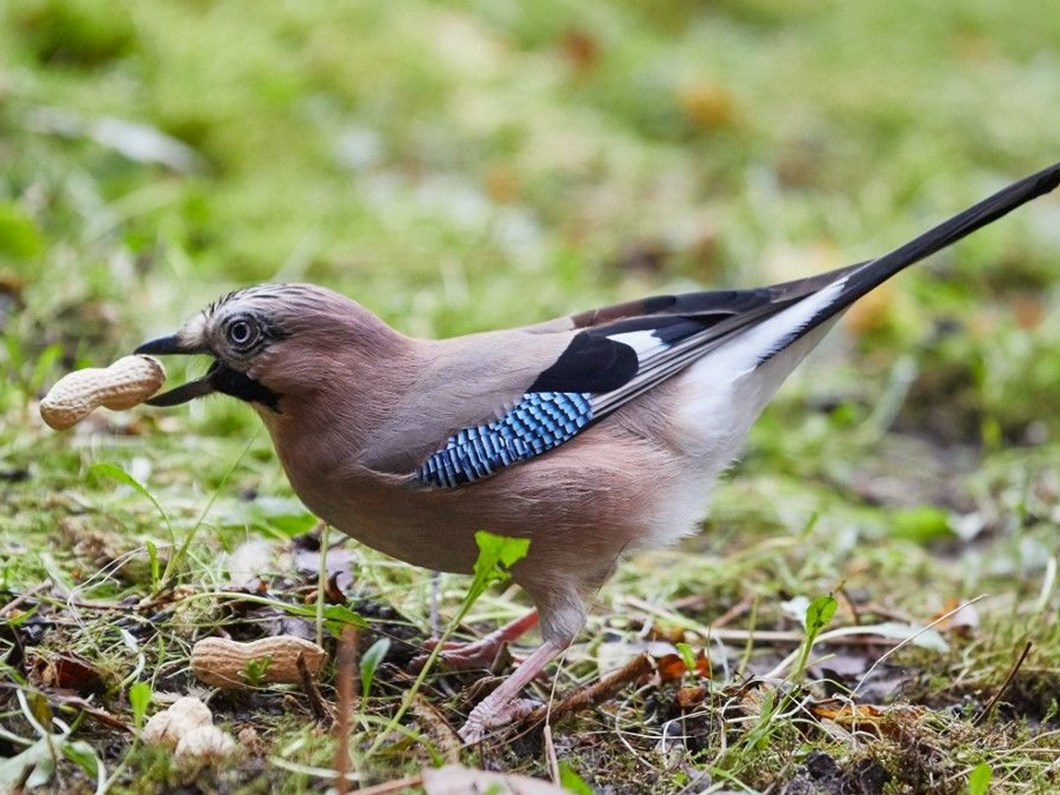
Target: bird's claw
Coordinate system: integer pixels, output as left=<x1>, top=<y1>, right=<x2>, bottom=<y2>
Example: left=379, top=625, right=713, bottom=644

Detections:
left=408, top=636, right=513, bottom=673
left=458, top=697, right=540, bottom=744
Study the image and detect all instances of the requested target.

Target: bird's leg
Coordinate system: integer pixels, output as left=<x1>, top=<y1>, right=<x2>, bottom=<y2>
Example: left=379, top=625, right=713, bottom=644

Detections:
left=458, top=638, right=564, bottom=743
left=411, top=609, right=539, bottom=672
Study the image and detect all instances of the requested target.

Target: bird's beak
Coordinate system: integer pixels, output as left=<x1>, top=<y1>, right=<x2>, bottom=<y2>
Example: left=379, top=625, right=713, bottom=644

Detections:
left=135, top=333, right=206, bottom=356
left=135, top=333, right=219, bottom=406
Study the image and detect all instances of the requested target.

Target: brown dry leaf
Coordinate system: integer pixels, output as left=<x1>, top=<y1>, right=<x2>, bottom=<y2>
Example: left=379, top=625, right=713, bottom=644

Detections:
left=674, top=685, right=707, bottom=710
left=811, top=702, right=884, bottom=724
left=649, top=624, right=687, bottom=644
left=810, top=701, right=926, bottom=740
left=656, top=649, right=711, bottom=684
left=693, top=649, right=712, bottom=680
left=657, top=653, right=687, bottom=684
left=30, top=652, right=108, bottom=695
left=422, top=764, right=567, bottom=795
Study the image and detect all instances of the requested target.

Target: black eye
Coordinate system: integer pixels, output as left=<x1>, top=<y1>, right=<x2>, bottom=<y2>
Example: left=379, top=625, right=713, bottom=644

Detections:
left=225, top=318, right=259, bottom=349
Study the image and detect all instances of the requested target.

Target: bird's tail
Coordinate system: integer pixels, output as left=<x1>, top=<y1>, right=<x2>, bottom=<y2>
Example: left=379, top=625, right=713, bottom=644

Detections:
left=770, top=160, right=1060, bottom=359
left=677, top=160, right=1060, bottom=444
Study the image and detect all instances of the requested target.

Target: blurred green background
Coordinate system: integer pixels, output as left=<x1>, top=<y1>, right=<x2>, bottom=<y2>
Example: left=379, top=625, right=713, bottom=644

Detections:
left=2, top=0, right=1059, bottom=509
left=1, top=3, right=1059, bottom=789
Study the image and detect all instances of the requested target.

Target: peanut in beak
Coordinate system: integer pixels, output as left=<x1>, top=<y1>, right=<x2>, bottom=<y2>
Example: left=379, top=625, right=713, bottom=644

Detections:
left=39, top=355, right=166, bottom=430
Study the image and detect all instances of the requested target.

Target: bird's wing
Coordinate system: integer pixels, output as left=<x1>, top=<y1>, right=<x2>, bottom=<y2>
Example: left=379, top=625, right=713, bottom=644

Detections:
left=416, top=265, right=859, bottom=488
left=417, top=160, right=1060, bottom=488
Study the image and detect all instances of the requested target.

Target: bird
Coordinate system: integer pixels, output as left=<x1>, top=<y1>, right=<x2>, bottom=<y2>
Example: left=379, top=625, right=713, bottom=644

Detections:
left=136, top=162, right=1060, bottom=742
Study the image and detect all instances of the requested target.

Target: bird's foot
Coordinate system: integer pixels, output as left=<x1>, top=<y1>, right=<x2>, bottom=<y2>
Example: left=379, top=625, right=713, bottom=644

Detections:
left=454, top=639, right=565, bottom=744
left=458, top=696, right=540, bottom=744
left=409, top=609, right=540, bottom=673
left=409, top=634, right=515, bottom=673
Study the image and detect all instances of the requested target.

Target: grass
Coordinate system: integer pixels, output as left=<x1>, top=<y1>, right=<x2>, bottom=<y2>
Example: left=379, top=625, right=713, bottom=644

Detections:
left=1, top=0, right=1059, bottom=792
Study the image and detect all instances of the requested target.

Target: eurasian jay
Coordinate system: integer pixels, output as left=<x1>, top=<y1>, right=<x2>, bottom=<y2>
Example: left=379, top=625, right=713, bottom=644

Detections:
left=137, top=162, right=1059, bottom=741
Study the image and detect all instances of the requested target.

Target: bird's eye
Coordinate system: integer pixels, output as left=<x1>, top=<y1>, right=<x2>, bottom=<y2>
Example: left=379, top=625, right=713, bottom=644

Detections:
left=225, top=318, right=259, bottom=349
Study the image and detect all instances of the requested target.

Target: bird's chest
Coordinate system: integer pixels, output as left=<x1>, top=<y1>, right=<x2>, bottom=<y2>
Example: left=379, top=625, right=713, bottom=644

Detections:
left=267, top=428, right=484, bottom=573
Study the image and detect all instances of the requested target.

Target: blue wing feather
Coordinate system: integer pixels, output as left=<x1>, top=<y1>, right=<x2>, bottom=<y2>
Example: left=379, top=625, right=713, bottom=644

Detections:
left=418, top=392, right=594, bottom=488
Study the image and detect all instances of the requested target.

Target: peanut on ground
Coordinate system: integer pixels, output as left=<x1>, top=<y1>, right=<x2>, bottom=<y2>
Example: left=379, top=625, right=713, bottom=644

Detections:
left=190, top=636, right=327, bottom=690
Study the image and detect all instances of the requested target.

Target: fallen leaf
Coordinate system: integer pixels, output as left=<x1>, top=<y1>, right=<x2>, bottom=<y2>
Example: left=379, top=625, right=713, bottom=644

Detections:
left=30, top=652, right=108, bottom=696
left=693, top=649, right=711, bottom=679
left=657, top=653, right=687, bottom=684
left=655, top=648, right=710, bottom=683
left=674, top=685, right=707, bottom=709
left=811, top=701, right=884, bottom=723
left=810, top=700, right=926, bottom=740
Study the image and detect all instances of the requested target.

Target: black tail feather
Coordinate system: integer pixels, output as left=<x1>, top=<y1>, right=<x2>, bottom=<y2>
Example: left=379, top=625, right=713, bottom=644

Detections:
left=799, top=161, right=1060, bottom=336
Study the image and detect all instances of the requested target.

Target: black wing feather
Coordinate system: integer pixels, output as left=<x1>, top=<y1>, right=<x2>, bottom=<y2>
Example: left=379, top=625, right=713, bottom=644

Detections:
left=528, top=332, right=640, bottom=392
left=538, top=263, right=861, bottom=397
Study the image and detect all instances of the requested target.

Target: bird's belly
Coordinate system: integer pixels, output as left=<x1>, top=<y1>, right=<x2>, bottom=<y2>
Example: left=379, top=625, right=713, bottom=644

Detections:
left=273, top=418, right=722, bottom=600
left=284, top=477, right=485, bottom=574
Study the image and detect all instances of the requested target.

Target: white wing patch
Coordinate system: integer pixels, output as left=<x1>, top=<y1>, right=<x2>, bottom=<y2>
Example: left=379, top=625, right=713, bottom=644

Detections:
left=606, top=330, right=670, bottom=360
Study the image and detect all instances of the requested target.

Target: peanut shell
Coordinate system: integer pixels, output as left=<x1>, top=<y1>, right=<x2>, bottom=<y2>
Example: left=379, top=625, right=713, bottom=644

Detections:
left=40, top=355, right=165, bottom=430
left=190, top=636, right=327, bottom=690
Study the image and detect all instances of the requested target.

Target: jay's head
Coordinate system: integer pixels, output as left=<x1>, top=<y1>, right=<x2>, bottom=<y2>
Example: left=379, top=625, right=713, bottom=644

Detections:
left=136, top=283, right=395, bottom=413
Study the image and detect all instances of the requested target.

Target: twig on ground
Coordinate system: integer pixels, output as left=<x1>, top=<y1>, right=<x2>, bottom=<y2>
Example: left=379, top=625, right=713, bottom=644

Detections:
left=702, top=595, right=754, bottom=629
left=0, top=582, right=49, bottom=618
left=54, top=693, right=133, bottom=733
left=333, top=625, right=357, bottom=795
left=526, top=652, right=653, bottom=726
left=836, top=585, right=862, bottom=626
left=297, top=652, right=332, bottom=725
left=973, top=640, right=1033, bottom=728
left=544, top=724, right=560, bottom=784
